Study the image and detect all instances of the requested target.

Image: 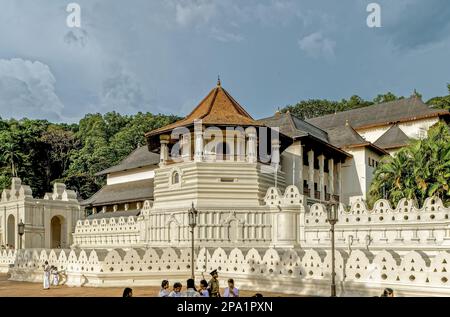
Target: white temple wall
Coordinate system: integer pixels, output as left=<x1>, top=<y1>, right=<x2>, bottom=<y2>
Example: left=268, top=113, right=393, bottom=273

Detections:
left=107, top=166, right=156, bottom=185
left=0, top=178, right=82, bottom=250
left=5, top=189, right=450, bottom=296
left=4, top=246, right=450, bottom=296
left=153, top=161, right=285, bottom=209
left=357, top=117, right=439, bottom=143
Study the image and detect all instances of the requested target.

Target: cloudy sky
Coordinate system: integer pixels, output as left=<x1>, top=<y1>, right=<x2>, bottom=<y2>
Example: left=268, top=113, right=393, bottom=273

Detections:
left=0, top=0, right=449, bottom=122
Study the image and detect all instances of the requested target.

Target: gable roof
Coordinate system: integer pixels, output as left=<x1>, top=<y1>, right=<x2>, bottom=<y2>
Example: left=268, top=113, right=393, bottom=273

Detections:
left=258, top=111, right=329, bottom=142
left=146, top=82, right=263, bottom=137
left=327, top=121, right=388, bottom=155
left=95, top=146, right=160, bottom=176
left=306, top=96, right=450, bottom=130
left=374, top=124, right=411, bottom=150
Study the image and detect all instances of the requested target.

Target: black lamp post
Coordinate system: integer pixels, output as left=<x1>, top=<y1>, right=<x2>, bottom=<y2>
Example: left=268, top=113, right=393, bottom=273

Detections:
left=17, top=220, right=25, bottom=250
left=326, top=199, right=339, bottom=297
left=188, top=202, right=198, bottom=279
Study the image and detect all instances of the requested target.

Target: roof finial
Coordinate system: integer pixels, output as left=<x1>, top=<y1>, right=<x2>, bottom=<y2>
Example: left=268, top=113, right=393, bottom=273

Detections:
left=217, top=75, right=221, bottom=87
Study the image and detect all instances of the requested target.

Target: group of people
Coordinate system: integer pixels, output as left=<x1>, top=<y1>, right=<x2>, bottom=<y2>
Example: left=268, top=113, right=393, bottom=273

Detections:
left=122, top=269, right=250, bottom=298
left=158, top=269, right=239, bottom=298
left=42, top=261, right=61, bottom=290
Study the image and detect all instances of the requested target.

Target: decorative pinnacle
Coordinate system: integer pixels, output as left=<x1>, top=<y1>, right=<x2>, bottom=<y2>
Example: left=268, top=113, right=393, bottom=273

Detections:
left=217, top=75, right=221, bottom=87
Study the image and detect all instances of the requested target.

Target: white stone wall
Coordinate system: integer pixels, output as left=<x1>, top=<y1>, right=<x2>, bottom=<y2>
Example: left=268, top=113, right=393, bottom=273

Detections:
left=73, top=216, right=141, bottom=249
left=356, top=118, right=439, bottom=143
left=107, top=166, right=156, bottom=185
left=304, top=197, right=450, bottom=250
left=0, top=179, right=82, bottom=249
left=4, top=246, right=450, bottom=296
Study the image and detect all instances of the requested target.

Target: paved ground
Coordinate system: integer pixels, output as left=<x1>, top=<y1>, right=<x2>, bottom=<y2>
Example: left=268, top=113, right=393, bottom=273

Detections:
left=0, top=274, right=301, bottom=297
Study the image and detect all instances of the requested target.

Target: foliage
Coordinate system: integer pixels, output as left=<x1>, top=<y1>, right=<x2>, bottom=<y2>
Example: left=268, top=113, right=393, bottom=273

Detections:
left=427, top=84, right=450, bottom=111
left=0, top=112, right=179, bottom=199
left=369, top=121, right=450, bottom=207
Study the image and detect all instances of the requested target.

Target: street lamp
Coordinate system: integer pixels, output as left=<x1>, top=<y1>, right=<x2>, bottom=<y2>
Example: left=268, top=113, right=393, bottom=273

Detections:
left=17, top=220, right=25, bottom=250
left=326, top=199, right=339, bottom=297
left=188, top=202, right=198, bottom=279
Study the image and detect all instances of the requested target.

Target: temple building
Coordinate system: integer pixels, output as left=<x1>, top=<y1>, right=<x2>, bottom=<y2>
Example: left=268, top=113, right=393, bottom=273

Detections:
left=79, top=82, right=450, bottom=216
left=3, top=81, right=450, bottom=297
left=80, top=146, right=160, bottom=217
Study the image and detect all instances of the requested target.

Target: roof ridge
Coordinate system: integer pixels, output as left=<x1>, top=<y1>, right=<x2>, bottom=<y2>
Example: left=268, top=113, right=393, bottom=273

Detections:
left=203, top=87, right=220, bottom=118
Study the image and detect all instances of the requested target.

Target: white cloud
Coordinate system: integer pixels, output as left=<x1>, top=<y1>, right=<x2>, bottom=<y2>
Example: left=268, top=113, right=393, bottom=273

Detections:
left=298, top=32, right=336, bottom=59
left=100, top=67, right=146, bottom=114
left=0, top=58, right=64, bottom=120
left=210, top=27, right=243, bottom=43
left=174, top=0, right=217, bottom=27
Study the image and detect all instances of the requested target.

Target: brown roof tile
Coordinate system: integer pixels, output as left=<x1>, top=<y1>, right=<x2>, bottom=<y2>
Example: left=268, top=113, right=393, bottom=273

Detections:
left=307, top=96, right=449, bottom=130
left=374, top=124, right=411, bottom=150
left=80, top=179, right=154, bottom=207
left=146, top=83, right=262, bottom=137
left=95, top=146, right=160, bottom=176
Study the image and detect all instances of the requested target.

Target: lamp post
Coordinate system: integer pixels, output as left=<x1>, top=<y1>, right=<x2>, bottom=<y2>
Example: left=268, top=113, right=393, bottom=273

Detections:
left=17, top=220, right=25, bottom=250
left=188, top=202, right=198, bottom=279
left=326, top=199, right=339, bottom=297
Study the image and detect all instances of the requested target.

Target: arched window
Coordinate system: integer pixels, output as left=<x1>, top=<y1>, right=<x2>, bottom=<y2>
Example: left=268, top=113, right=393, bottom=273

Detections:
left=172, top=171, right=180, bottom=184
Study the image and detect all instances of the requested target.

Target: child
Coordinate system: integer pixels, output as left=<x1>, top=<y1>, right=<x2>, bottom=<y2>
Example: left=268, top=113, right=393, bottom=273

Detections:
left=169, top=282, right=183, bottom=297
left=51, top=266, right=59, bottom=286
left=199, top=280, right=209, bottom=297
left=223, top=278, right=239, bottom=297
left=159, top=280, right=170, bottom=297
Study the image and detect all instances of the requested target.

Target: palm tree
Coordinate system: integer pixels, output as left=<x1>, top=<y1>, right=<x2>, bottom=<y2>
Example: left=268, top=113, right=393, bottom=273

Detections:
left=369, top=121, right=450, bottom=207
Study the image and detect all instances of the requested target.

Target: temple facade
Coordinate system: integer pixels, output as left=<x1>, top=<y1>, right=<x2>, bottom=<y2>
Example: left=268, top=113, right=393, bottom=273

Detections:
left=2, top=81, right=450, bottom=296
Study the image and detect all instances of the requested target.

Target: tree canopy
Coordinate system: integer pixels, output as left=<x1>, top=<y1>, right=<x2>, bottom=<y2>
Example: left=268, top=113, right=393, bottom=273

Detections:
left=0, top=112, right=179, bottom=199
left=369, top=121, right=450, bottom=208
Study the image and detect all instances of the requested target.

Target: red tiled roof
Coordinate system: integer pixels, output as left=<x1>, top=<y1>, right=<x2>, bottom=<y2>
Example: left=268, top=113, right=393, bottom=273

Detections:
left=145, top=83, right=262, bottom=137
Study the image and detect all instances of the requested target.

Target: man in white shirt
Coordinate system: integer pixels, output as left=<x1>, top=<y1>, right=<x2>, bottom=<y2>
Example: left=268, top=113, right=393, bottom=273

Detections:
left=169, top=282, right=183, bottom=297
left=184, top=278, right=200, bottom=297
left=223, top=278, right=239, bottom=297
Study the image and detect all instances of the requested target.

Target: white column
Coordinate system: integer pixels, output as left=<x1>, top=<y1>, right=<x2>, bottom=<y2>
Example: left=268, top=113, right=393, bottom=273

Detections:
left=237, top=131, right=245, bottom=162
left=194, top=121, right=204, bottom=162
left=181, top=133, right=191, bottom=161
left=318, top=155, right=325, bottom=201
left=308, top=150, right=314, bottom=198
left=159, top=135, right=169, bottom=166
left=271, top=138, right=281, bottom=170
left=328, top=158, right=334, bottom=197
left=298, top=141, right=304, bottom=193
left=337, top=162, right=342, bottom=203
left=246, top=127, right=257, bottom=163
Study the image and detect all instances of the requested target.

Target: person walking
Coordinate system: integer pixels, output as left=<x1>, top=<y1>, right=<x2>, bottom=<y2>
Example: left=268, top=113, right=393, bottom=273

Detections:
left=208, top=269, right=220, bottom=297
left=184, top=278, right=200, bottom=297
left=43, top=261, right=51, bottom=290
left=159, top=280, right=170, bottom=297
left=223, top=278, right=239, bottom=297
left=199, top=280, right=209, bottom=297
